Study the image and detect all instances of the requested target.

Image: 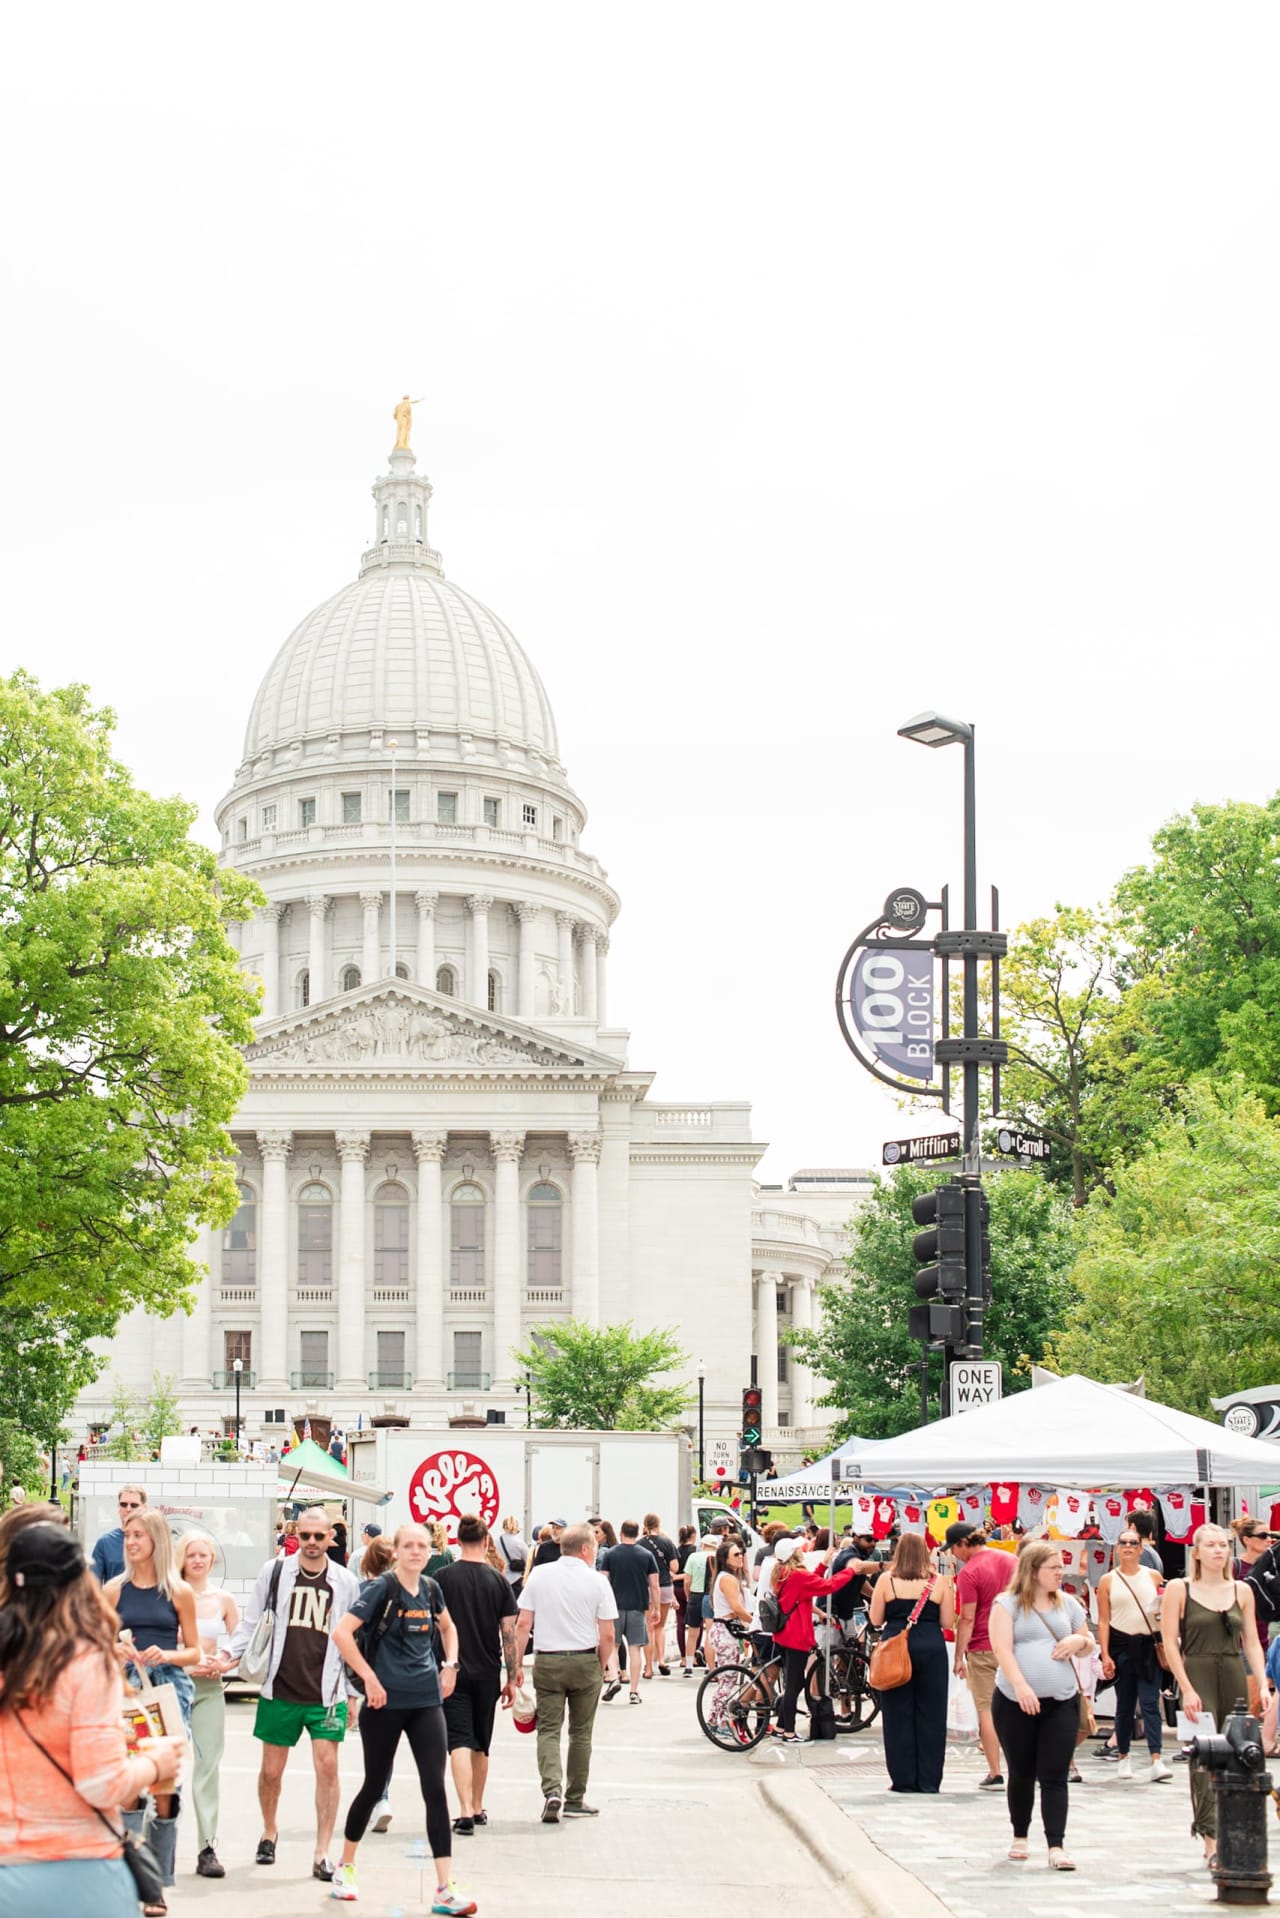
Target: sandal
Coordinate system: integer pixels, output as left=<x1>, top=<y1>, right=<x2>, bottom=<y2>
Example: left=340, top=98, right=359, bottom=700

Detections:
left=1007, top=1840, right=1029, bottom=1861
left=1048, top=1849, right=1076, bottom=1872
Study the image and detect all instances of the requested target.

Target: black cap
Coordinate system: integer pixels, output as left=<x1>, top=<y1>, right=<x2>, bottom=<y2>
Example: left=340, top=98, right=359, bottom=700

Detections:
left=8, top=1522, right=83, bottom=1590
left=945, top=1521, right=980, bottom=1548
left=362, top=1523, right=382, bottom=1538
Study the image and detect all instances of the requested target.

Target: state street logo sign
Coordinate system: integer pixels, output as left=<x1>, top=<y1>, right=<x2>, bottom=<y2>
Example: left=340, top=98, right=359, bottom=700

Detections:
left=408, top=1448, right=501, bottom=1538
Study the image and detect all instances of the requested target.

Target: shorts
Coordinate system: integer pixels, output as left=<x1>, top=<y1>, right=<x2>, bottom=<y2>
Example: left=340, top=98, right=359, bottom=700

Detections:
left=443, top=1673, right=500, bottom=1755
left=659, top=1585, right=675, bottom=1605
left=254, top=1694, right=348, bottom=1746
left=701, top=1593, right=713, bottom=1623
left=617, top=1608, right=650, bottom=1648
left=965, top=1650, right=998, bottom=1714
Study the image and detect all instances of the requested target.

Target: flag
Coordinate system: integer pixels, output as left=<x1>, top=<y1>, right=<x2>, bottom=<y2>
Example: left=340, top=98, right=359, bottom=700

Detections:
left=303, top=1416, right=313, bottom=1443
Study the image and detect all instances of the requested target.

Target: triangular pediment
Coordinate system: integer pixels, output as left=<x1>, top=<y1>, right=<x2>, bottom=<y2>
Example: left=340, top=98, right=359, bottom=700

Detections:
left=245, top=980, right=617, bottom=1077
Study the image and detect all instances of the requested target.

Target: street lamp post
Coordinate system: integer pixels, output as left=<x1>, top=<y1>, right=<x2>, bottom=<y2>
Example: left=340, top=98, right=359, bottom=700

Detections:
left=696, top=1358, right=706, bottom=1482
left=232, top=1357, right=243, bottom=1452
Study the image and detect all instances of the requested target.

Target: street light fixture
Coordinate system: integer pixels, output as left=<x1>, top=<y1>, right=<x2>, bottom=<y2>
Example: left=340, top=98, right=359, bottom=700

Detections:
left=232, top=1357, right=244, bottom=1452
left=696, top=1358, right=707, bottom=1483
left=896, top=711, right=973, bottom=750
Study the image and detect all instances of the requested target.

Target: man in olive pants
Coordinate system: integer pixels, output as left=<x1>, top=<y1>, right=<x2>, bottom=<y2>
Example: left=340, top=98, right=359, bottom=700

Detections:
left=515, top=1523, right=618, bottom=1822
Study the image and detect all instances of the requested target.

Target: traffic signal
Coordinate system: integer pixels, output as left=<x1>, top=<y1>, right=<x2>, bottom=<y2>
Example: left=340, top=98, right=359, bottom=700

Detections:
left=967, top=1185, right=992, bottom=1300
left=741, top=1384, right=763, bottom=1448
left=911, top=1182, right=966, bottom=1300
left=741, top=1446, right=772, bottom=1475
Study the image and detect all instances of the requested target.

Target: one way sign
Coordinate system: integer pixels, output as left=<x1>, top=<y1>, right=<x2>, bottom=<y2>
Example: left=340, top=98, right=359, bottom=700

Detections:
left=950, top=1361, right=1002, bottom=1413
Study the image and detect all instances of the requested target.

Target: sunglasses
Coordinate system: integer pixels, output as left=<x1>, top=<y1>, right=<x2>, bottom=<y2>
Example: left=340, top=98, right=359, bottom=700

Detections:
left=1117, top=1537, right=1141, bottom=1546
left=119, top=1501, right=142, bottom=1511
left=297, top=1531, right=330, bottom=1541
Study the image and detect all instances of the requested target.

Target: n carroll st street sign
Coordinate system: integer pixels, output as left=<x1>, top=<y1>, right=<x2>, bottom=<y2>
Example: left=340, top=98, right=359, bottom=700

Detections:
left=882, top=1132, right=961, bottom=1167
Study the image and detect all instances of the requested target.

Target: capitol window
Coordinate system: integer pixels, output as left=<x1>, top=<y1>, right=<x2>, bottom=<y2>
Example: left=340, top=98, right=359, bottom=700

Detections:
left=435, top=964, right=456, bottom=997
left=261, top=803, right=277, bottom=833
left=299, top=969, right=311, bottom=1008
left=552, top=815, right=563, bottom=841
left=522, top=803, right=537, bottom=829
left=237, top=816, right=248, bottom=843
left=374, top=1184, right=409, bottom=1286
left=483, top=796, right=500, bottom=828
left=450, top=1182, right=485, bottom=1290
left=298, top=1182, right=333, bottom=1287
left=389, top=787, right=409, bottom=824
left=223, top=1183, right=257, bottom=1285
left=224, top=1330, right=252, bottom=1373
left=436, top=791, right=457, bottom=825
left=527, top=1182, right=562, bottom=1290
left=300, top=796, right=316, bottom=828
left=341, top=964, right=361, bottom=993
left=342, top=792, right=362, bottom=824
left=487, top=969, right=501, bottom=1013
left=396, top=502, right=409, bottom=539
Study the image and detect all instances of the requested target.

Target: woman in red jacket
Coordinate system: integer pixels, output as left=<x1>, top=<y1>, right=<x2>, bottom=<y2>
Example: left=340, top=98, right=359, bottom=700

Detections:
left=769, top=1538, right=858, bottom=1743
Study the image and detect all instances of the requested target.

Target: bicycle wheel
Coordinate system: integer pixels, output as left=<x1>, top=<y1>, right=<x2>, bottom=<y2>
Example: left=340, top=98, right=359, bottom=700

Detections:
left=695, top=1663, right=773, bottom=1751
left=816, top=1644, right=880, bottom=1730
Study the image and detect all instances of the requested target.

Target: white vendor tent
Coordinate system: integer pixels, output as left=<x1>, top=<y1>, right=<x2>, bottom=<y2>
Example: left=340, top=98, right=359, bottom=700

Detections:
left=769, top=1374, right=1280, bottom=1495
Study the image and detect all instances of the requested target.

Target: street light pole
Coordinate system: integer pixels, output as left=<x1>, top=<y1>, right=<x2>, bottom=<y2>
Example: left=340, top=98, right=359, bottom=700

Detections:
left=696, top=1358, right=706, bottom=1482
left=232, top=1357, right=243, bottom=1452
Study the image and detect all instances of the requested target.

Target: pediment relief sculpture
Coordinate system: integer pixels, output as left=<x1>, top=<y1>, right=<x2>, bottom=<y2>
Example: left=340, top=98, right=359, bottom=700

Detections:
left=247, top=996, right=575, bottom=1070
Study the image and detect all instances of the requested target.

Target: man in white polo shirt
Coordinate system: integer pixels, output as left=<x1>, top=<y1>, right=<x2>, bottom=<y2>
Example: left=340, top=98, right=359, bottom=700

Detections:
left=514, top=1523, right=618, bottom=1823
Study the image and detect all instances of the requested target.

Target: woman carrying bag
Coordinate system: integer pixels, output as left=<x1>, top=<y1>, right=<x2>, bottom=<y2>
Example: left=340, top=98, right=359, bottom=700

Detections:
left=1096, top=1529, right=1170, bottom=1783
left=768, top=1539, right=857, bottom=1744
left=867, top=1533, right=954, bottom=1793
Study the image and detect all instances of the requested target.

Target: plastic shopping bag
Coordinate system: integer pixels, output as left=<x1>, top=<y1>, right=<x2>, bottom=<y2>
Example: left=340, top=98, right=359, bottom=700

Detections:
left=946, top=1667, right=979, bottom=1740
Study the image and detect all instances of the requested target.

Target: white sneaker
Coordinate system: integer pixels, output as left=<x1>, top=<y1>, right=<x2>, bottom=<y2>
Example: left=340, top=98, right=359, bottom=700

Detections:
left=1115, top=1755, right=1132, bottom=1779
left=1148, top=1757, right=1172, bottom=1782
left=372, top=1799, right=392, bottom=1832
left=331, top=1863, right=359, bottom=1901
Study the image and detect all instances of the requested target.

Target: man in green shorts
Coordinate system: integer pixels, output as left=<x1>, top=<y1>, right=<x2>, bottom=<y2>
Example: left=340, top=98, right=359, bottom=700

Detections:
left=224, top=1507, right=361, bottom=1882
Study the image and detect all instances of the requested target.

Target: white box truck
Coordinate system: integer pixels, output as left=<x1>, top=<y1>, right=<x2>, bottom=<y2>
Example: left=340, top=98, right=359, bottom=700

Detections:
left=347, top=1426, right=693, bottom=1542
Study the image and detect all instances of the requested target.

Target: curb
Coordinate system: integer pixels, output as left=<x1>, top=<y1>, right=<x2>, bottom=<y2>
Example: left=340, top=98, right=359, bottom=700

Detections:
left=758, top=1771, right=952, bottom=1918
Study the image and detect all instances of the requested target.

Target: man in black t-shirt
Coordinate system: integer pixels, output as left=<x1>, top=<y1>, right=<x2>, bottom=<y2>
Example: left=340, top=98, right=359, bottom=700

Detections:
left=602, top=1522, right=660, bottom=1702
left=435, top=1516, right=519, bottom=1834
left=641, top=1513, right=679, bottom=1678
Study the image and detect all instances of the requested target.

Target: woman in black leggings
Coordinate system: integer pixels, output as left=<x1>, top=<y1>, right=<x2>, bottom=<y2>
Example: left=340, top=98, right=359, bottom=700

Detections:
left=332, top=1524, right=472, bottom=1914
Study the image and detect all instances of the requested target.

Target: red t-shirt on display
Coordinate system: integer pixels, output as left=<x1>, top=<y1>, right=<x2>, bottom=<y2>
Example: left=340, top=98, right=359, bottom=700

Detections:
left=955, top=1548, right=1015, bottom=1652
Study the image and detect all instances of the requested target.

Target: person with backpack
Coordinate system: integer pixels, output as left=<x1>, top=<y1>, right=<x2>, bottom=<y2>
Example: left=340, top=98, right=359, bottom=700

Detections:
left=330, top=1523, right=472, bottom=1914
left=767, top=1538, right=858, bottom=1744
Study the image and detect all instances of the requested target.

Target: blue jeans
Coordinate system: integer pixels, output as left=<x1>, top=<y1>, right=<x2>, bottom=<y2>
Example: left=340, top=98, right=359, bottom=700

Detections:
left=0, top=1857, right=140, bottom=1918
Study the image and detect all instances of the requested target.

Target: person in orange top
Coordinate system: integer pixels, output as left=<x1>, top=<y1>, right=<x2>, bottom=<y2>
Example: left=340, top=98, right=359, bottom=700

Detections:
left=0, top=1521, right=185, bottom=1917
left=768, top=1538, right=858, bottom=1744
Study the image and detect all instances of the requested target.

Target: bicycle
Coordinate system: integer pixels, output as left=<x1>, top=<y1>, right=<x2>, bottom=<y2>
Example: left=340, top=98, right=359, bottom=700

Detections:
left=695, top=1621, right=882, bottom=1751
left=808, top=1623, right=881, bottom=1733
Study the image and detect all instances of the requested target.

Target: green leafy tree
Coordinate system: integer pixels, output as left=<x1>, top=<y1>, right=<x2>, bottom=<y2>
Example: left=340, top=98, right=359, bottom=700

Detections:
left=788, top=1165, right=1075, bottom=1441
left=0, top=1420, right=45, bottom=1499
left=0, top=1303, right=112, bottom=1475
left=1052, top=1077, right=1280, bottom=1414
left=514, top=1319, right=691, bottom=1430
left=0, top=672, right=260, bottom=1325
left=105, top=1380, right=143, bottom=1462
left=141, top=1373, right=182, bottom=1457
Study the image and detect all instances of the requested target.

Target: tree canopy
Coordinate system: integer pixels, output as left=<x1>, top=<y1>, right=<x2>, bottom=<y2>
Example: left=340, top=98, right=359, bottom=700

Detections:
left=0, top=672, right=260, bottom=1320
left=513, top=1318, right=691, bottom=1430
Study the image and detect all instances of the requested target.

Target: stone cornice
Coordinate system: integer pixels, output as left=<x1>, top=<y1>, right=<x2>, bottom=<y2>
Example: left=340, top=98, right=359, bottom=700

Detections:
left=229, top=847, right=621, bottom=920
left=629, top=1147, right=765, bottom=1168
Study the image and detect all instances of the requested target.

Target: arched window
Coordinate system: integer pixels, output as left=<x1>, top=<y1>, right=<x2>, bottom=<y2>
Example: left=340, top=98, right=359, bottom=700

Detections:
left=299, top=969, right=310, bottom=1008
left=415, top=504, right=423, bottom=539
left=450, top=1182, right=485, bottom=1290
left=374, top=1183, right=409, bottom=1286
left=341, top=964, right=361, bottom=993
left=436, top=965, right=456, bottom=997
left=223, top=1183, right=257, bottom=1285
left=298, top=1182, right=332, bottom=1287
left=396, top=501, right=409, bottom=539
left=487, top=969, right=501, bottom=1013
left=395, top=962, right=409, bottom=980
left=381, top=505, right=390, bottom=539
left=527, top=1182, right=562, bottom=1290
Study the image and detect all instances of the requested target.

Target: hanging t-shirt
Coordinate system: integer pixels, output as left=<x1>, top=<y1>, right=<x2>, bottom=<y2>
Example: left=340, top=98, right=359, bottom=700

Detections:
left=926, top=1497, right=959, bottom=1544
left=1056, top=1490, right=1092, bottom=1535
left=1085, top=1543, right=1111, bottom=1588
left=1159, top=1487, right=1195, bottom=1542
left=1189, top=1500, right=1208, bottom=1536
left=957, top=1487, right=987, bottom=1527
left=897, top=1500, right=927, bottom=1535
left=850, top=1493, right=877, bottom=1534
left=872, top=1499, right=897, bottom=1540
left=989, top=1482, right=1019, bottom=1527
left=1126, top=1490, right=1156, bottom=1517
left=1018, top=1485, right=1050, bottom=1531
left=1096, top=1494, right=1127, bottom=1544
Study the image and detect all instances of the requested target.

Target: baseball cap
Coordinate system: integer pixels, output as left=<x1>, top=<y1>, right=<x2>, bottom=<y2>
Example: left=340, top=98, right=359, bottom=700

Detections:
left=945, top=1521, right=980, bottom=1548
left=774, top=1537, right=800, bottom=1564
left=8, top=1522, right=84, bottom=1589
left=362, top=1523, right=382, bottom=1539
left=708, top=1515, right=732, bottom=1533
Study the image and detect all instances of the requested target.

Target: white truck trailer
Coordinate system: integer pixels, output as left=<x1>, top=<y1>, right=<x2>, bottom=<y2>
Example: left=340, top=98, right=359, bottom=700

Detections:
left=347, top=1426, right=693, bottom=1542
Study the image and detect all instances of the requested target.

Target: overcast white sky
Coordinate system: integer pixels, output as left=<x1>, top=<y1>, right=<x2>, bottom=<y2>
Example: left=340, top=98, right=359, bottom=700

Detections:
left=3, top=7, right=1278, bottom=1183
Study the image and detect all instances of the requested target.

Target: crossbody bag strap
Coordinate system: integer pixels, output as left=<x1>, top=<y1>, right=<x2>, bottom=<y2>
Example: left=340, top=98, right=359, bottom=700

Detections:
left=14, top=1711, right=132, bottom=1848
left=903, top=1576, right=935, bottom=1636
left=1032, top=1604, right=1087, bottom=1699
left=1114, top=1570, right=1160, bottom=1637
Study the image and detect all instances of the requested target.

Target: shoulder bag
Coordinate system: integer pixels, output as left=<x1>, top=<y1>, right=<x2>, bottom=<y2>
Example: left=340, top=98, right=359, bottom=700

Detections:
left=16, top=1712, right=166, bottom=1906
left=1114, top=1569, right=1169, bottom=1670
left=1032, top=1604, right=1096, bottom=1746
left=868, top=1577, right=935, bottom=1693
left=347, top=1571, right=405, bottom=1697
left=237, top=1558, right=284, bottom=1687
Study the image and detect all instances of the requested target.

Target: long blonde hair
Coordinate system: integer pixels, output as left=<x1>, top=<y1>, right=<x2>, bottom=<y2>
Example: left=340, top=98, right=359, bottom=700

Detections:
left=1189, top=1523, right=1234, bottom=1585
left=1007, top=1541, right=1065, bottom=1611
left=122, top=1511, right=180, bottom=1601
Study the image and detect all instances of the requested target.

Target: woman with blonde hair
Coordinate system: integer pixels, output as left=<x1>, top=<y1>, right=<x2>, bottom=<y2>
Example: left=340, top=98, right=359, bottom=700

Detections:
left=990, top=1541, right=1094, bottom=1871
left=497, top=1514, right=528, bottom=1594
left=174, top=1531, right=239, bottom=1879
left=868, top=1533, right=955, bottom=1791
left=1162, top=1523, right=1268, bottom=1871
left=425, top=1521, right=453, bottom=1579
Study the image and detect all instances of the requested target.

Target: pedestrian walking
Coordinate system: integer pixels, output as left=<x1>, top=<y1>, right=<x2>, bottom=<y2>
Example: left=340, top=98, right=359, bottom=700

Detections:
left=104, top=1510, right=200, bottom=1897
left=354, top=1535, right=398, bottom=1835
left=947, top=1522, right=1014, bottom=1790
left=1162, top=1523, right=1269, bottom=1871
left=673, top=1524, right=697, bottom=1670
left=514, top=1522, right=617, bottom=1822
left=496, top=1516, right=528, bottom=1597
left=1231, top=1516, right=1275, bottom=1653
left=529, top=1522, right=564, bottom=1571
left=601, top=1521, right=660, bottom=1703
left=331, top=1524, right=473, bottom=1913
left=769, top=1538, right=858, bottom=1745
left=682, top=1534, right=714, bottom=1672
left=868, top=1533, right=954, bottom=1789
left=174, top=1530, right=239, bottom=1878
left=989, top=1541, right=1095, bottom=1871
left=641, top=1514, right=679, bottom=1677
left=435, top=1516, right=519, bottom=1836
left=1095, top=1528, right=1171, bottom=1783
left=222, top=1504, right=360, bottom=1883
left=352, top=1523, right=383, bottom=1580
left=90, top=1485, right=147, bottom=1583
left=425, top=1522, right=454, bottom=1580
left=0, top=1522, right=187, bottom=1918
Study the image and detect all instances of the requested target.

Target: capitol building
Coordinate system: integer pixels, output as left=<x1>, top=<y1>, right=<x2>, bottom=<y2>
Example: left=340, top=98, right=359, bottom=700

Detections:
left=82, top=423, right=869, bottom=1453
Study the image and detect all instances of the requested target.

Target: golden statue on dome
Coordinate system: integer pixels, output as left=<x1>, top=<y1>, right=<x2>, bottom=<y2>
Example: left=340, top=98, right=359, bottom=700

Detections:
left=393, top=394, right=416, bottom=451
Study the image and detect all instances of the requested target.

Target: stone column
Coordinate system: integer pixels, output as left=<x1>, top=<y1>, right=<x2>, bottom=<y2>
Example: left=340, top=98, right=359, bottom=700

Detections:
left=306, top=892, right=330, bottom=1004
left=555, top=912, right=576, bottom=1013
left=412, top=1131, right=447, bottom=1389
left=416, top=890, right=438, bottom=987
left=491, top=1133, right=525, bottom=1390
left=361, top=891, right=381, bottom=982
left=595, top=934, right=609, bottom=1028
left=790, top=1277, right=814, bottom=1427
left=466, top=894, right=492, bottom=1007
left=515, top=902, right=538, bottom=1022
left=579, top=925, right=599, bottom=1023
left=257, top=1131, right=292, bottom=1389
left=568, top=1131, right=602, bottom=1325
left=757, top=1272, right=779, bottom=1432
left=181, top=1225, right=214, bottom=1388
left=260, top=905, right=283, bottom=1020
left=336, top=1131, right=370, bottom=1389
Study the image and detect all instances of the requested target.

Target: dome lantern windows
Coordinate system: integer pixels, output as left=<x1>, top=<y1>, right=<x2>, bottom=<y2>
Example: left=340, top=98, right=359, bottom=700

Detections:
left=396, top=501, right=409, bottom=540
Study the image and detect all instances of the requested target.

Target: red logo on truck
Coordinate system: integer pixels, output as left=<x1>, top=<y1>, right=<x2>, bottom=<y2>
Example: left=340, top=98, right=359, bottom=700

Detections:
left=408, top=1449, right=501, bottom=1539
